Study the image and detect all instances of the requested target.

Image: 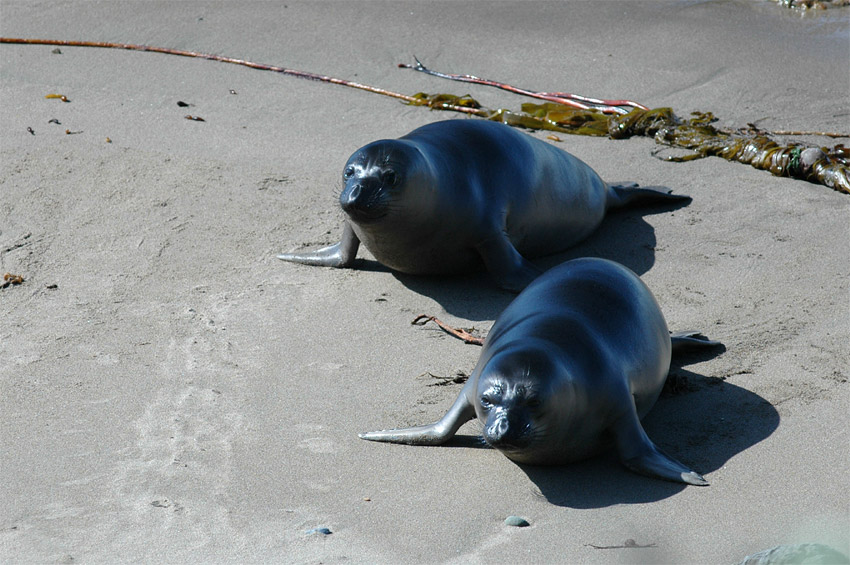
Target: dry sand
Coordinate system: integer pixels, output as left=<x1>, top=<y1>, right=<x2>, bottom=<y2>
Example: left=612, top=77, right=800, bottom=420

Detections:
left=1, top=1, right=848, bottom=563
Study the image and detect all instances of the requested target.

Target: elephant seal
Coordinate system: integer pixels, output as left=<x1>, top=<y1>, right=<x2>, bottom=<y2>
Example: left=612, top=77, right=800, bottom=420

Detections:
left=278, top=119, right=688, bottom=291
left=360, top=258, right=721, bottom=485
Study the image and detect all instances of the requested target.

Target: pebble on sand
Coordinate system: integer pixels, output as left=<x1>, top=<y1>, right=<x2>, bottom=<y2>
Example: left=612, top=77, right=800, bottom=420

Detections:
left=504, top=516, right=530, bottom=527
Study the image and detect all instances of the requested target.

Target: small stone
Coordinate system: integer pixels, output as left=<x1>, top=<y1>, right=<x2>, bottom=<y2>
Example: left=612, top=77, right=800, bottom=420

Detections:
left=305, top=527, right=332, bottom=536
left=504, top=516, right=530, bottom=527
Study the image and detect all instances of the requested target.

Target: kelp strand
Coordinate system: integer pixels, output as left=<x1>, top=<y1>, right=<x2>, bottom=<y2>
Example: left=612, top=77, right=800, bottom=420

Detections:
left=626, top=110, right=850, bottom=194
left=0, top=37, right=483, bottom=116
left=2, top=37, right=846, bottom=194
left=399, top=57, right=648, bottom=115
left=406, top=94, right=850, bottom=194
left=403, top=60, right=849, bottom=195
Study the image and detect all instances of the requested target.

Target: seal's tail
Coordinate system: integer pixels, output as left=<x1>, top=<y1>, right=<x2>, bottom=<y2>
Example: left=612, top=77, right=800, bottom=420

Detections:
left=607, top=182, right=691, bottom=208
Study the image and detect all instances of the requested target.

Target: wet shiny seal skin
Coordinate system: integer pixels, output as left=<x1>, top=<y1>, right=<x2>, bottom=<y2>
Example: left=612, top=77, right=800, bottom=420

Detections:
left=360, top=258, right=721, bottom=486
left=278, top=119, right=689, bottom=291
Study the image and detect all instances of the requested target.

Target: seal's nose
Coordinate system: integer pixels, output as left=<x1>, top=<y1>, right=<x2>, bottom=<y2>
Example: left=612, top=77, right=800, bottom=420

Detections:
left=340, top=177, right=384, bottom=218
left=491, top=416, right=509, bottom=440
left=484, top=410, right=531, bottom=451
left=340, top=183, right=362, bottom=212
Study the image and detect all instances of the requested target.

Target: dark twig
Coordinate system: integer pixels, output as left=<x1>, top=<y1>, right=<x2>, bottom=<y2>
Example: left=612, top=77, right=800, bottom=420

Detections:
left=411, top=315, right=485, bottom=346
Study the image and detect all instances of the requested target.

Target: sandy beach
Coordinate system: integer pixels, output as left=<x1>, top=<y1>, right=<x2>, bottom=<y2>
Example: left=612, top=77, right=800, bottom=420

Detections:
left=1, top=1, right=848, bottom=563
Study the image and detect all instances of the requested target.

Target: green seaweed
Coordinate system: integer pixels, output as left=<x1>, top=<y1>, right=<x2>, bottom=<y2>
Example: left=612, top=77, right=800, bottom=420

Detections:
left=408, top=92, right=483, bottom=111
left=516, top=103, right=611, bottom=136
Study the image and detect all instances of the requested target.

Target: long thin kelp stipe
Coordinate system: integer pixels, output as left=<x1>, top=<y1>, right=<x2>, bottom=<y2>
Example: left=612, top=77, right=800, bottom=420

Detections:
left=399, top=57, right=647, bottom=115
left=0, top=38, right=485, bottom=116
left=2, top=38, right=847, bottom=194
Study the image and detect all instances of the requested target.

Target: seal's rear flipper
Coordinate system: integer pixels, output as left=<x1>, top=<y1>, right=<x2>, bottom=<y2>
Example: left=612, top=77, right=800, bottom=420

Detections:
left=475, top=233, right=543, bottom=292
left=670, top=330, right=722, bottom=353
left=359, top=390, right=475, bottom=446
left=277, top=222, right=360, bottom=268
left=607, top=183, right=691, bottom=209
left=613, top=408, right=709, bottom=486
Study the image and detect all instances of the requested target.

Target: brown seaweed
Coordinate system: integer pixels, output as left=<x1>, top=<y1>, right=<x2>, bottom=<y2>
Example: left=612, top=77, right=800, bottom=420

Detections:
left=407, top=93, right=850, bottom=194
left=402, top=62, right=849, bottom=195
left=611, top=109, right=850, bottom=194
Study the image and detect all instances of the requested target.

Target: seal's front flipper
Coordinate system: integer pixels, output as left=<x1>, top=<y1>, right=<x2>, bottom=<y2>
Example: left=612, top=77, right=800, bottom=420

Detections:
left=621, top=443, right=709, bottom=486
left=359, top=390, right=476, bottom=446
left=613, top=407, right=708, bottom=486
left=277, top=222, right=360, bottom=268
left=475, top=233, right=543, bottom=292
left=607, top=183, right=691, bottom=209
left=670, top=330, right=722, bottom=353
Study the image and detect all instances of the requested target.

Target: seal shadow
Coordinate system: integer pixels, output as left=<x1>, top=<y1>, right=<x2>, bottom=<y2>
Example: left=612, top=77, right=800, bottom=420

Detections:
left=537, top=202, right=689, bottom=275
left=391, top=200, right=689, bottom=321
left=412, top=366, right=780, bottom=507
left=517, top=365, right=779, bottom=508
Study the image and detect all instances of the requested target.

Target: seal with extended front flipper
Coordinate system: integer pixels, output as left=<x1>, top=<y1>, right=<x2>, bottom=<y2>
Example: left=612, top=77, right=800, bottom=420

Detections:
left=360, top=257, right=721, bottom=485
left=278, top=119, right=688, bottom=292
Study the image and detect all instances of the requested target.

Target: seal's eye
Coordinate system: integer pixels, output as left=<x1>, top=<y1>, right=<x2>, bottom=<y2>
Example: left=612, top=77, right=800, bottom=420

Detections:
left=480, top=395, right=493, bottom=409
left=382, top=170, right=397, bottom=186
left=343, top=166, right=355, bottom=179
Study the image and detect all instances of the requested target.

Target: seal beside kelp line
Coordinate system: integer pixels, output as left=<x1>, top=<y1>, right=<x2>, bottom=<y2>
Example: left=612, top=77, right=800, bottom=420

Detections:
left=279, top=119, right=688, bottom=291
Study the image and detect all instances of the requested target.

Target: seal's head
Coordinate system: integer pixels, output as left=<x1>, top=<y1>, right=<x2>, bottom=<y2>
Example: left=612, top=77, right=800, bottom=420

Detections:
left=475, top=343, right=573, bottom=464
left=339, top=140, right=433, bottom=225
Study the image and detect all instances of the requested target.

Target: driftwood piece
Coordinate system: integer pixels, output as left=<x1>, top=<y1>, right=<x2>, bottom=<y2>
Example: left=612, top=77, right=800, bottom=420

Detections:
left=411, top=315, right=485, bottom=346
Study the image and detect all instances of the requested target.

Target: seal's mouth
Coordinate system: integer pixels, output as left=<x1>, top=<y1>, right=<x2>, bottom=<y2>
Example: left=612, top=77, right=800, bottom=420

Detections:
left=343, top=205, right=388, bottom=224
left=484, top=437, right=531, bottom=453
left=482, top=411, right=537, bottom=455
left=339, top=177, right=390, bottom=223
